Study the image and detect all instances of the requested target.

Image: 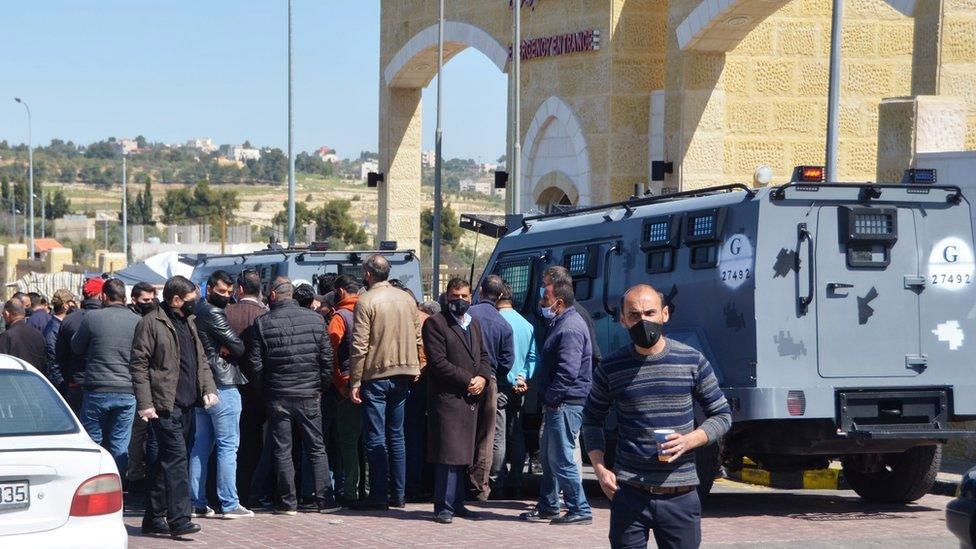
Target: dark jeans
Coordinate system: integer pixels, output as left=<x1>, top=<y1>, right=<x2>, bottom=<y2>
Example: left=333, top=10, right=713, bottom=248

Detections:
left=145, top=405, right=195, bottom=528
left=268, top=396, right=335, bottom=510
left=361, top=376, right=410, bottom=504
left=433, top=464, right=466, bottom=516
left=404, top=375, right=429, bottom=497
left=609, top=484, right=701, bottom=549
left=490, top=387, right=526, bottom=491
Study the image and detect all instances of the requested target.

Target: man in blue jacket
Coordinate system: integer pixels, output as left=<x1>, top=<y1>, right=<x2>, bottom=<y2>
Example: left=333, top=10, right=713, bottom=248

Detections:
left=520, top=279, right=593, bottom=525
left=466, top=274, right=514, bottom=501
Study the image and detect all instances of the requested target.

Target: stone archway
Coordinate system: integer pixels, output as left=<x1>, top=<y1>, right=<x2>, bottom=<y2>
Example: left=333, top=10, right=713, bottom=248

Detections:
left=377, top=21, right=509, bottom=252
left=521, top=96, right=591, bottom=210
left=534, top=172, right=579, bottom=213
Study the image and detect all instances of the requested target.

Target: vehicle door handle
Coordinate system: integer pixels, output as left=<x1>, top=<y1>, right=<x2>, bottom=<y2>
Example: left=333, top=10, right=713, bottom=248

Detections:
left=826, top=282, right=853, bottom=293
left=904, top=275, right=926, bottom=290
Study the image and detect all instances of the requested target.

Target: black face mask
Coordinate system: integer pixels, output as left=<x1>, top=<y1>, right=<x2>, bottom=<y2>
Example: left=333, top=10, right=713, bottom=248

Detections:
left=136, top=301, right=157, bottom=316
left=448, top=299, right=470, bottom=317
left=628, top=319, right=663, bottom=349
left=180, top=298, right=197, bottom=317
left=207, top=292, right=230, bottom=309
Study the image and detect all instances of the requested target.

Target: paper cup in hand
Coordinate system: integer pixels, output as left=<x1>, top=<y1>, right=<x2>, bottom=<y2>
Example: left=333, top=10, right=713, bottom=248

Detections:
left=654, top=429, right=675, bottom=462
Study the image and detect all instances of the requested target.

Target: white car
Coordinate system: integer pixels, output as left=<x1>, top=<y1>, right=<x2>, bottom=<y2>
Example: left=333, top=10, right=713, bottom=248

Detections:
left=0, top=355, right=127, bottom=548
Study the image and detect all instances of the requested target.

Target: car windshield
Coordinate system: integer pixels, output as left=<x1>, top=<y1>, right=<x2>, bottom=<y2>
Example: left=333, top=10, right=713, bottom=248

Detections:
left=0, top=370, right=78, bottom=437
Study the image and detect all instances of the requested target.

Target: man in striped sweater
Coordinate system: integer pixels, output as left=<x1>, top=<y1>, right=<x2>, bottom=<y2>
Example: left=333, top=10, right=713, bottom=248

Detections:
left=582, top=284, right=731, bottom=549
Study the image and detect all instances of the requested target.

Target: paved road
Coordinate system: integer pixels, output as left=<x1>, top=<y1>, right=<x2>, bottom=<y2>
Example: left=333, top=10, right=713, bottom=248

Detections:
left=124, top=479, right=957, bottom=548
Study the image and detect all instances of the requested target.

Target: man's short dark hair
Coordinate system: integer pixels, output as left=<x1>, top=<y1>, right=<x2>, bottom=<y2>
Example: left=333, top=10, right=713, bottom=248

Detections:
left=389, top=278, right=404, bottom=290
left=543, top=265, right=573, bottom=286
left=27, top=292, right=46, bottom=307
left=363, top=254, right=391, bottom=282
left=208, top=270, right=234, bottom=290
left=11, top=292, right=26, bottom=301
left=237, top=269, right=262, bottom=296
left=163, top=275, right=197, bottom=303
left=480, top=275, right=505, bottom=302
left=498, top=282, right=514, bottom=304
left=316, top=273, right=338, bottom=295
left=333, top=275, right=361, bottom=295
left=551, top=280, right=576, bottom=307
left=131, top=282, right=156, bottom=299
left=269, top=276, right=293, bottom=300
left=102, top=279, right=127, bottom=303
left=294, top=283, right=315, bottom=308
left=446, top=277, right=471, bottom=294
left=4, top=298, right=25, bottom=317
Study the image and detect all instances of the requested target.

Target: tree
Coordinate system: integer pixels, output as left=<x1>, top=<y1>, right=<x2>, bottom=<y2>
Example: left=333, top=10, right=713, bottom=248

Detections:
left=45, top=189, right=71, bottom=220
left=0, top=177, right=8, bottom=209
left=272, top=200, right=313, bottom=227
left=242, top=140, right=252, bottom=149
left=135, top=135, right=147, bottom=149
left=160, top=182, right=238, bottom=226
left=142, top=179, right=153, bottom=223
left=420, top=203, right=462, bottom=249
left=313, top=199, right=367, bottom=247
left=58, top=165, right=77, bottom=183
left=84, top=140, right=116, bottom=159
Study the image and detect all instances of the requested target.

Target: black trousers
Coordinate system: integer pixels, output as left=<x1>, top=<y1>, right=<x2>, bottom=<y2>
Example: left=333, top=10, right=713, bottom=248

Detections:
left=145, top=405, right=195, bottom=528
left=609, top=484, right=701, bottom=549
left=268, top=396, right=335, bottom=510
left=236, top=386, right=266, bottom=505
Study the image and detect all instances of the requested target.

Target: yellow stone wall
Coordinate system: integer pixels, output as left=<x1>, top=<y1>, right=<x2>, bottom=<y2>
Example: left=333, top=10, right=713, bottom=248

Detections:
left=721, top=0, right=915, bottom=184
left=381, top=0, right=976, bottom=232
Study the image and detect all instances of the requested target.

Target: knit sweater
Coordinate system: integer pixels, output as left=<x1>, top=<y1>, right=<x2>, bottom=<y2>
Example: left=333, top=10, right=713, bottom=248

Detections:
left=581, top=339, right=732, bottom=488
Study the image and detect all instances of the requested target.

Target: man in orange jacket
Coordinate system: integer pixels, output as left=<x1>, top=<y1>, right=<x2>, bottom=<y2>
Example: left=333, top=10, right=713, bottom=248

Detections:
left=329, top=275, right=366, bottom=504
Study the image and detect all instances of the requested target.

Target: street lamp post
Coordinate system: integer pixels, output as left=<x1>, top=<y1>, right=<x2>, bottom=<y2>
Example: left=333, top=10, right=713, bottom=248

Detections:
left=286, top=0, right=296, bottom=247
left=432, top=0, right=445, bottom=298
left=512, top=1, right=522, bottom=214
left=14, top=97, right=34, bottom=258
left=825, top=0, right=843, bottom=183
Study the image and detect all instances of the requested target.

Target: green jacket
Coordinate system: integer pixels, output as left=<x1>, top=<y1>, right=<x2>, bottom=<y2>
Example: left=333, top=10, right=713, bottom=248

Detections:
left=130, top=305, right=217, bottom=413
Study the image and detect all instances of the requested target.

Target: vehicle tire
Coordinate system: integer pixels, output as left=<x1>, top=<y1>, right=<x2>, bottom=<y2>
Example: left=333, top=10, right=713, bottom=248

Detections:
left=842, top=444, right=941, bottom=504
left=695, top=439, right=722, bottom=500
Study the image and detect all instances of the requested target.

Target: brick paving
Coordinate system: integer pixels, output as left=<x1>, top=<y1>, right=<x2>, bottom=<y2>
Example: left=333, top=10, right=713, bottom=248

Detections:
left=124, top=479, right=958, bottom=548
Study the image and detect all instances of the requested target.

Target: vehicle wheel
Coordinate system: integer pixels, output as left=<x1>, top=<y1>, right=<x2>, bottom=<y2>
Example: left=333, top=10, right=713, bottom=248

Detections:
left=695, top=439, right=723, bottom=500
left=842, top=444, right=941, bottom=504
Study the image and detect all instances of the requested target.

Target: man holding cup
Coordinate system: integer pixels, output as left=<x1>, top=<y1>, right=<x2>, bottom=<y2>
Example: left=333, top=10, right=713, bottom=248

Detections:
left=581, top=284, right=731, bottom=549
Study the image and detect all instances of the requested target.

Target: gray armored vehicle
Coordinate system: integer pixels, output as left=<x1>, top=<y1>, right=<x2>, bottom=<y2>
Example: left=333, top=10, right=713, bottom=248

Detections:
left=479, top=180, right=976, bottom=503
left=188, top=244, right=423, bottom=299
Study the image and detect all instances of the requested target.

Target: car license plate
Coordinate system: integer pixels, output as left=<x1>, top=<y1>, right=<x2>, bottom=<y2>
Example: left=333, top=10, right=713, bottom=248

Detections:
left=0, top=481, right=29, bottom=510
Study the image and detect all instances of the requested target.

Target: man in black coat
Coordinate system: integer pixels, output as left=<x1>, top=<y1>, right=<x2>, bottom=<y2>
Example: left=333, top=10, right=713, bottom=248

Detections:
left=247, top=276, right=338, bottom=515
left=56, top=277, right=104, bottom=413
left=0, top=298, right=46, bottom=369
left=422, top=278, right=492, bottom=524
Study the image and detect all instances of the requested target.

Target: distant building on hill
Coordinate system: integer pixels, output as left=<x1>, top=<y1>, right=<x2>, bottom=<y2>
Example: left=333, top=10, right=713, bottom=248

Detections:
left=186, top=138, right=217, bottom=153
left=225, top=145, right=261, bottom=162
left=315, top=146, right=339, bottom=163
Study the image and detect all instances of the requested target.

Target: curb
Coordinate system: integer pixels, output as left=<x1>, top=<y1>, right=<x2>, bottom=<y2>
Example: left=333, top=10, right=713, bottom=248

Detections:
left=727, top=464, right=961, bottom=496
left=726, top=465, right=849, bottom=491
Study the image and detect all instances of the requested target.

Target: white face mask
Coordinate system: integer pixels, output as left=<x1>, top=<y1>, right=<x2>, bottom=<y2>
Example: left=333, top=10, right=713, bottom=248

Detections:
left=541, top=306, right=557, bottom=320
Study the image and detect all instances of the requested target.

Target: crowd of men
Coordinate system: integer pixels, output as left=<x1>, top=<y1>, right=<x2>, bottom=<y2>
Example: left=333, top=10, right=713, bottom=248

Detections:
left=5, top=254, right=731, bottom=549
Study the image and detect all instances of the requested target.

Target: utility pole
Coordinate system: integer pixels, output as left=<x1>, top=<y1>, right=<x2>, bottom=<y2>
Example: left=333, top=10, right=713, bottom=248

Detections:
left=121, top=152, right=128, bottom=262
left=14, top=98, right=34, bottom=257
left=286, top=0, right=296, bottom=247
left=40, top=191, right=44, bottom=239
left=432, top=0, right=444, bottom=297
left=825, top=0, right=843, bottom=183
left=512, top=1, right=522, bottom=213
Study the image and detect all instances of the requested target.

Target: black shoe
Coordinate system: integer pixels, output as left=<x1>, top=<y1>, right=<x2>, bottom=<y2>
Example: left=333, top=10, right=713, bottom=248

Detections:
left=350, top=500, right=389, bottom=511
left=298, top=497, right=318, bottom=510
left=318, top=501, right=341, bottom=514
left=141, top=518, right=169, bottom=536
left=433, top=511, right=453, bottom=524
left=454, top=507, right=481, bottom=520
left=550, top=512, right=593, bottom=526
left=169, top=521, right=202, bottom=537
left=519, top=507, right=560, bottom=523
left=389, top=498, right=405, bottom=509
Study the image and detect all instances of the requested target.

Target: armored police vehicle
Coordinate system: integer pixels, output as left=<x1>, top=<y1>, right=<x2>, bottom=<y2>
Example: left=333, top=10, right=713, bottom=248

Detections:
left=479, top=178, right=976, bottom=503
left=188, top=243, right=423, bottom=298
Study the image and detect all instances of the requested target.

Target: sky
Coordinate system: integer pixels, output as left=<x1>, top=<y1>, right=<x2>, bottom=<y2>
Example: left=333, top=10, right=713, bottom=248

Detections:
left=0, top=1, right=507, bottom=161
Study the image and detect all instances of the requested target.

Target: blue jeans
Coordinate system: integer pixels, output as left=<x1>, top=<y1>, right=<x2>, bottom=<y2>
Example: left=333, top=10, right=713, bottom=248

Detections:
left=538, top=403, right=591, bottom=516
left=81, top=391, right=136, bottom=475
left=188, top=386, right=243, bottom=512
left=361, top=376, right=410, bottom=504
